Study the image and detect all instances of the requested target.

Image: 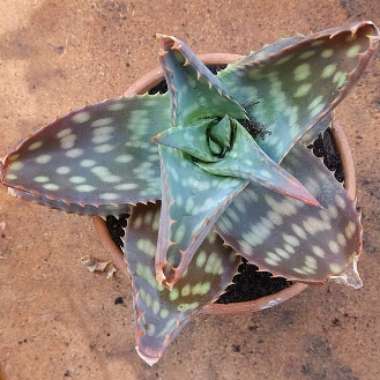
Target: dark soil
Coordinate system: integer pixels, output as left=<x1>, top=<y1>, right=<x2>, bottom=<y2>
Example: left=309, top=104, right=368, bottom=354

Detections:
left=108, top=65, right=344, bottom=304
left=105, top=214, right=128, bottom=248
left=311, top=129, right=344, bottom=182
left=217, top=259, right=290, bottom=303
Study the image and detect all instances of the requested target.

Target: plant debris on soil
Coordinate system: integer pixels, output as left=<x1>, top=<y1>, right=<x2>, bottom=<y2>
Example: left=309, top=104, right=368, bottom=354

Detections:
left=107, top=65, right=345, bottom=303
left=80, top=255, right=117, bottom=279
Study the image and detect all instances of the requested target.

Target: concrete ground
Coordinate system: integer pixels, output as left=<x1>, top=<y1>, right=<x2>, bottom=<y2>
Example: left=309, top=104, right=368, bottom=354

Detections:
left=0, top=0, right=379, bottom=379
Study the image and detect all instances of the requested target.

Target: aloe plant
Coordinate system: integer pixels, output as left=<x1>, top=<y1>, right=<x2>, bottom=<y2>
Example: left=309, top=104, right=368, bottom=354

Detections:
left=1, top=21, right=378, bottom=365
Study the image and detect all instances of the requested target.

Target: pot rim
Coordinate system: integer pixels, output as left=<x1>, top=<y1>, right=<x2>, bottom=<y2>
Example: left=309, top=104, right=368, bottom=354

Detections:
left=92, top=53, right=357, bottom=315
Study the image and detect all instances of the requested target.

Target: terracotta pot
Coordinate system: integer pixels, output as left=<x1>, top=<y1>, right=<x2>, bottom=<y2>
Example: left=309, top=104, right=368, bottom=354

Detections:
left=92, top=53, right=357, bottom=315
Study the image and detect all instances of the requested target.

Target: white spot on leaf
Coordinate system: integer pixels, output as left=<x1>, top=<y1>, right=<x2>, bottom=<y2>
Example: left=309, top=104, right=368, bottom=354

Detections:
left=72, top=111, right=90, bottom=123
left=294, top=83, right=312, bottom=98
left=60, top=134, right=77, bottom=150
left=346, top=44, right=361, bottom=58
left=56, top=166, right=71, bottom=175
left=34, top=176, right=49, bottom=183
left=115, top=154, right=133, bottom=163
left=99, top=193, right=120, bottom=200
left=294, top=63, right=311, bottom=81
left=10, top=161, right=23, bottom=171
left=66, top=148, right=84, bottom=158
left=76, top=184, right=96, bottom=192
left=35, top=154, right=52, bottom=164
left=115, top=183, right=138, bottom=190
left=94, top=144, right=115, bottom=154
left=321, top=64, right=337, bottom=79
left=57, top=128, right=72, bottom=138
left=80, top=159, right=96, bottom=168
left=28, top=141, right=43, bottom=151
left=91, top=118, right=113, bottom=127
left=108, top=102, right=125, bottom=111
left=69, top=176, right=86, bottom=184
left=43, top=183, right=59, bottom=191
left=321, top=48, right=333, bottom=58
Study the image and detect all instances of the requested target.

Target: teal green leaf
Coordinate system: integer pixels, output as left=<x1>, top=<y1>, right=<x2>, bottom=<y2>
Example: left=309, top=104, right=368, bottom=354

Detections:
left=217, top=144, right=362, bottom=287
left=157, top=34, right=247, bottom=125
left=123, top=203, right=239, bottom=365
left=155, top=146, right=247, bottom=288
left=1, top=94, right=170, bottom=215
left=218, top=21, right=379, bottom=162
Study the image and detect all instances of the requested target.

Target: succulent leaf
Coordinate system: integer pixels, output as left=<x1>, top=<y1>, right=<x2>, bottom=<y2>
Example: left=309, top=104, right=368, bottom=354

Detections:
left=218, top=21, right=379, bottom=162
left=155, top=146, right=247, bottom=288
left=1, top=94, right=170, bottom=214
left=122, top=202, right=239, bottom=365
left=157, top=34, right=247, bottom=125
left=217, top=144, right=362, bottom=286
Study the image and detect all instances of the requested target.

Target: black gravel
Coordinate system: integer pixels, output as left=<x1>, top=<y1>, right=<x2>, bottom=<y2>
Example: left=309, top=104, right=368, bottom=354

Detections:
left=217, top=259, right=290, bottom=303
left=105, top=214, right=128, bottom=247
left=311, top=128, right=344, bottom=182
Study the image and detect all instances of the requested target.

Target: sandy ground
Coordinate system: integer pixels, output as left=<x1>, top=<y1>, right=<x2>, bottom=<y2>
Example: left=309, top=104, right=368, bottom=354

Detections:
left=0, top=0, right=379, bottom=379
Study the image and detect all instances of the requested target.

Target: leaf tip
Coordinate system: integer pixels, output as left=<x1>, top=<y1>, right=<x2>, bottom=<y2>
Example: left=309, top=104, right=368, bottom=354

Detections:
left=135, top=345, right=160, bottom=366
left=155, top=262, right=168, bottom=287
left=150, top=133, right=160, bottom=145
left=156, top=33, right=180, bottom=51
left=329, top=255, right=363, bottom=289
left=7, top=187, right=18, bottom=197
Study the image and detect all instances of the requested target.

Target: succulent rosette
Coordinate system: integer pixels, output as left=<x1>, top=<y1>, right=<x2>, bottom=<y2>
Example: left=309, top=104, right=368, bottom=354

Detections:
left=1, top=21, right=378, bottom=365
